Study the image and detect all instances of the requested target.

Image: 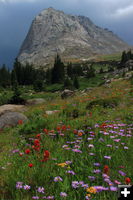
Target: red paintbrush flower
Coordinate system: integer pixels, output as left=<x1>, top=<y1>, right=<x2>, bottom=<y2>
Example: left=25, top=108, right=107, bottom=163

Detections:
left=44, top=150, right=50, bottom=158
left=25, top=149, right=30, bottom=154
left=125, top=177, right=131, bottom=184
left=103, top=165, right=109, bottom=174
left=18, top=120, right=23, bottom=125
left=43, top=128, right=48, bottom=135
left=36, top=134, right=41, bottom=139
left=57, top=126, right=61, bottom=131
left=28, top=163, right=33, bottom=168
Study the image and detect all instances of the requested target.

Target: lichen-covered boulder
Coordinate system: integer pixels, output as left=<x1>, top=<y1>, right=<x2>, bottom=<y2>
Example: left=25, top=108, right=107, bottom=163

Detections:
left=0, top=111, right=28, bottom=130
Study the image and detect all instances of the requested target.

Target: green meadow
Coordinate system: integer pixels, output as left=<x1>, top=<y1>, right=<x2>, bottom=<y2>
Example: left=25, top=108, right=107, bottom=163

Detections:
left=0, top=78, right=133, bottom=200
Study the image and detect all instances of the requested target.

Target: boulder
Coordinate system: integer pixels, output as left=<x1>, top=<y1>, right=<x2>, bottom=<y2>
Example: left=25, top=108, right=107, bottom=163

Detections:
left=26, top=98, right=46, bottom=105
left=61, top=89, right=75, bottom=99
left=0, top=111, right=28, bottom=130
left=45, top=110, right=60, bottom=115
left=0, top=104, right=26, bottom=116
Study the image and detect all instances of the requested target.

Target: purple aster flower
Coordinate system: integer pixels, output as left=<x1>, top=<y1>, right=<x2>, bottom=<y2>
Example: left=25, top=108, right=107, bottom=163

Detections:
left=37, top=187, right=45, bottom=193
left=93, top=169, right=101, bottom=174
left=23, top=185, right=31, bottom=190
left=113, top=139, right=121, bottom=142
left=46, top=196, right=54, bottom=199
left=82, top=184, right=89, bottom=189
left=99, top=137, right=104, bottom=142
left=79, top=181, right=84, bottom=185
left=87, top=137, right=93, bottom=141
left=118, top=170, right=126, bottom=176
left=102, top=174, right=110, bottom=179
left=32, top=196, right=39, bottom=199
left=94, top=186, right=109, bottom=192
left=124, top=146, right=128, bottom=149
left=60, top=192, right=67, bottom=197
left=104, top=156, right=111, bottom=160
left=110, top=186, right=118, bottom=191
left=106, top=144, right=112, bottom=147
left=114, top=180, right=121, bottom=185
left=89, top=153, right=95, bottom=156
left=16, top=182, right=23, bottom=189
left=66, top=170, right=75, bottom=175
left=54, top=176, right=63, bottom=182
left=72, top=181, right=79, bottom=188
left=65, top=161, right=72, bottom=164
left=12, top=149, right=19, bottom=153
left=72, top=149, right=82, bottom=153
left=88, top=176, right=96, bottom=181
left=93, top=163, right=101, bottom=166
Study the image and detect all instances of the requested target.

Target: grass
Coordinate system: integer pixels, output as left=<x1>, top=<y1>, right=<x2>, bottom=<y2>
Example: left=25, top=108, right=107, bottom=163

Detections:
left=0, top=79, right=133, bottom=200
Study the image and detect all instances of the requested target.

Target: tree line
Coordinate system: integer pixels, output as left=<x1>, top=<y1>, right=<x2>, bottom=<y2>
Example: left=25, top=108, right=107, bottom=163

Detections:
left=0, top=54, right=96, bottom=90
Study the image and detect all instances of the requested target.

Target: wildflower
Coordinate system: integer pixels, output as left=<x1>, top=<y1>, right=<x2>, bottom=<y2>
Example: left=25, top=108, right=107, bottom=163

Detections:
left=25, top=149, right=30, bottom=154
left=72, top=181, right=79, bottom=188
left=16, top=182, right=23, bottom=189
left=66, top=170, right=75, bottom=175
left=43, top=128, right=48, bottom=134
left=78, top=132, right=83, bottom=137
left=46, top=196, right=54, bottom=199
left=72, top=149, right=82, bottom=153
left=88, top=144, right=94, bottom=148
left=88, top=176, right=96, bottom=181
left=44, top=150, right=50, bottom=158
left=125, top=177, right=131, bottom=184
left=104, top=156, right=111, bottom=160
left=118, top=170, right=126, bottom=176
left=114, top=180, right=121, bottom=185
left=93, top=163, right=100, bottom=166
left=28, top=163, right=33, bottom=168
left=93, top=169, right=101, bottom=174
left=110, top=186, right=117, bottom=191
left=56, top=163, right=67, bottom=167
left=60, top=192, right=67, bottom=197
left=54, top=176, right=63, bottom=182
left=32, top=196, right=39, bottom=199
left=36, top=134, right=41, bottom=139
left=86, top=187, right=97, bottom=194
left=103, top=165, right=109, bottom=174
left=19, top=153, right=23, bottom=156
left=18, top=120, right=23, bottom=125
left=23, top=185, right=31, bottom=190
left=37, top=187, right=45, bottom=193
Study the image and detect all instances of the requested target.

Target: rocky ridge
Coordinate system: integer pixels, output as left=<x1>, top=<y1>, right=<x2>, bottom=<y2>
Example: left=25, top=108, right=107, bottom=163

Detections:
left=18, top=7, right=129, bottom=67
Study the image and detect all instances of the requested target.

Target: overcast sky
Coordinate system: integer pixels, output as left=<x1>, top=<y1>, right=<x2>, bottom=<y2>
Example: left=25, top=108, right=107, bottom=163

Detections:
left=0, top=0, right=133, bottom=68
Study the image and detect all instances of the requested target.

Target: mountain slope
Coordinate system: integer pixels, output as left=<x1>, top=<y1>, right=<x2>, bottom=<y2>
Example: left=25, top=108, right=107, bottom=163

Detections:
left=18, top=7, right=129, bottom=66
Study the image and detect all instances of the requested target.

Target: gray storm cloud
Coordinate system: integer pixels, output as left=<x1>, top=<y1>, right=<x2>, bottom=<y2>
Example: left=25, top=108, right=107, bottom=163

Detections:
left=0, top=0, right=132, bottom=67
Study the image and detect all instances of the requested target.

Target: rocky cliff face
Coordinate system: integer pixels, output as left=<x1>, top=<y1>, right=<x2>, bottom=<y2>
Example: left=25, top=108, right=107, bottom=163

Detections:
left=18, top=7, right=129, bottom=66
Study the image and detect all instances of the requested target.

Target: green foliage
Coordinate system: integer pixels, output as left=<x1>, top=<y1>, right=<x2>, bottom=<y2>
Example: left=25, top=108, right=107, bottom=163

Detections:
left=121, top=50, right=133, bottom=64
left=51, top=54, right=65, bottom=83
left=45, top=68, right=52, bottom=85
left=0, top=64, right=11, bottom=87
left=73, top=76, right=80, bottom=89
left=8, top=85, right=26, bottom=105
left=33, top=79, right=44, bottom=92
left=86, top=97, right=120, bottom=109
left=63, top=78, right=73, bottom=90
left=86, top=65, right=95, bottom=78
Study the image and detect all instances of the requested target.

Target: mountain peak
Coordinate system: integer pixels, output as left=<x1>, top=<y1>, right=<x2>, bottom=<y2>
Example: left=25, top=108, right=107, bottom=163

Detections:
left=18, top=8, right=129, bottom=67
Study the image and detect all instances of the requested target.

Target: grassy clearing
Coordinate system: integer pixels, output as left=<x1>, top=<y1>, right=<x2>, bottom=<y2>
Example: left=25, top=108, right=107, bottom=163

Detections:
left=0, top=79, right=133, bottom=200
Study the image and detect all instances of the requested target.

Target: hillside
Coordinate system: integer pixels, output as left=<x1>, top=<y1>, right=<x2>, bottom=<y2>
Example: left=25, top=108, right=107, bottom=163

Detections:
left=0, top=77, right=133, bottom=199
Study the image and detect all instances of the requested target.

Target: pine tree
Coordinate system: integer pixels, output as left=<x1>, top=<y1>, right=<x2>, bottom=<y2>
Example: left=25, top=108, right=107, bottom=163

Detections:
left=51, top=54, right=65, bottom=83
left=73, top=76, right=79, bottom=89
left=99, top=67, right=103, bottom=73
left=86, top=65, right=95, bottom=78
left=46, top=68, right=52, bottom=85
left=121, top=51, right=128, bottom=64
left=63, top=78, right=73, bottom=89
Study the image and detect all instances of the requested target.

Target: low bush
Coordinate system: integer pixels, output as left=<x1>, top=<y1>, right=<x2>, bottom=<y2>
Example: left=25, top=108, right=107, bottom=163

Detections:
left=86, top=97, right=120, bottom=109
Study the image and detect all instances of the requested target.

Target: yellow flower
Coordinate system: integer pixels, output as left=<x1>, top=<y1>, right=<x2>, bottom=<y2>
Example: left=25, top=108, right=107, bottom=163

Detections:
left=56, top=163, right=67, bottom=167
left=86, top=187, right=97, bottom=194
left=86, top=193, right=91, bottom=197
